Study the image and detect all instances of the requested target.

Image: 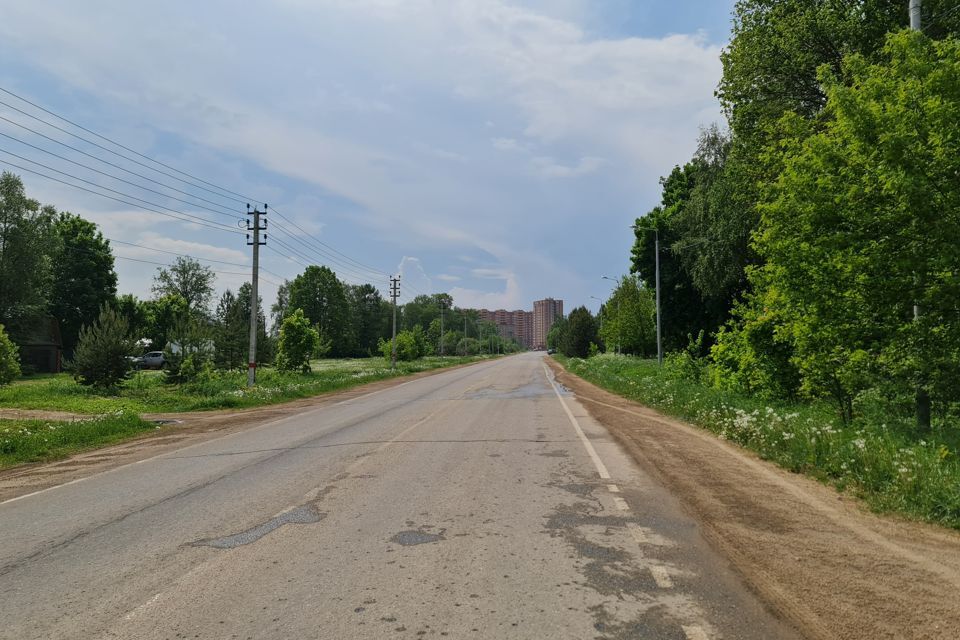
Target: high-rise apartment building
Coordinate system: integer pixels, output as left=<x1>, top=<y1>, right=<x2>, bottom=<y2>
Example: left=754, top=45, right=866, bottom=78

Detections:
left=533, top=298, right=563, bottom=350
left=479, top=308, right=534, bottom=349
left=476, top=298, right=562, bottom=350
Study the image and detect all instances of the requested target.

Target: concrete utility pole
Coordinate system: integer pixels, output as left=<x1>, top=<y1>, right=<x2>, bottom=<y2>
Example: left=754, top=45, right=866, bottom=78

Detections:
left=389, top=275, right=400, bottom=370
left=464, top=315, right=467, bottom=355
left=910, top=0, right=922, bottom=30
left=909, top=0, right=930, bottom=429
left=246, top=204, right=267, bottom=387
left=655, top=228, right=662, bottom=367
left=439, top=300, right=444, bottom=356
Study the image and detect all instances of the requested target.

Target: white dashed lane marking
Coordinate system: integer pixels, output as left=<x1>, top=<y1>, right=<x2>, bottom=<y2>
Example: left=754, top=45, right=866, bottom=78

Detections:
left=627, top=523, right=648, bottom=544
left=606, top=484, right=621, bottom=493
left=650, top=565, right=674, bottom=588
left=683, top=625, right=710, bottom=640
left=613, top=496, right=630, bottom=511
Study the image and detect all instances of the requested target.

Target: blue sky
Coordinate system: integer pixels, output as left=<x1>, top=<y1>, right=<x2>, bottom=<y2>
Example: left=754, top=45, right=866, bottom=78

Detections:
left=0, top=0, right=734, bottom=313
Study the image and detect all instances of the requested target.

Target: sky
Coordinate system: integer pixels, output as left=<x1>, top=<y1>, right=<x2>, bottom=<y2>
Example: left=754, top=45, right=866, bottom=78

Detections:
left=0, top=0, right=734, bottom=315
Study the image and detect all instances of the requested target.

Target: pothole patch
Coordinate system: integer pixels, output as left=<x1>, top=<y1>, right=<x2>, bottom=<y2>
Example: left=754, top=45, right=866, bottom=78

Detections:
left=390, top=529, right=445, bottom=546
left=193, top=504, right=324, bottom=549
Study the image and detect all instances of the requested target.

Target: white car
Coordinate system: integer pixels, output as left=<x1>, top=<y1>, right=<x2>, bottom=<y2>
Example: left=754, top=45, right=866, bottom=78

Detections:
left=133, top=351, right=166, bottom=369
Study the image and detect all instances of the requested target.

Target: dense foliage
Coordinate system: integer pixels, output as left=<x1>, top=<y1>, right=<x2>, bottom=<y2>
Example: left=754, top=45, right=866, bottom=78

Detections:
left=623, top=3, right=960, bottom=436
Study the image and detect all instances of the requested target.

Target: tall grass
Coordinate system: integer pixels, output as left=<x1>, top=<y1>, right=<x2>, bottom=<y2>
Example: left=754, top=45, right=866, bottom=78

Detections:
left=556, top=354, right=960, bottom=529
left=0, top=412, right=153, bottom=468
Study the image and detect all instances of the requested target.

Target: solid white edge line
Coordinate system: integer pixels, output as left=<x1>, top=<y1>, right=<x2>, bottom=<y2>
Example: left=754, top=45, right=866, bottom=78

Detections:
left=0, top=359, right=501, bottom=507
left=542, top=363, right=611, bottom=480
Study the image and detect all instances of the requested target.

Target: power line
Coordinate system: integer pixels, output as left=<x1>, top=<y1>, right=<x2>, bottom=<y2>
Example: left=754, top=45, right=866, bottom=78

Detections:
left=0, top=91, right=248, bottom=207
left=0, top=113, right=241, bottom=214
left=0, top=157, right=244, bottom=235
left=266, top=219, right=387, bottom=283
left=53, top=240, right=282, bottom=287
left=106, top=238, right=287, bottom=281
left=0, top=86, right=401, bottom=290
left=268, top=205, right=389, bottom=277
left=0, top=130, right=238, bottom=218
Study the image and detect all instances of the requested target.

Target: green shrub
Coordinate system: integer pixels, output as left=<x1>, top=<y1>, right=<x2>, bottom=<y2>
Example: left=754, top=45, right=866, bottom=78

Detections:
left=0, top=324, right=20, bottom=385
left=275, top=309, right=319, bottom=373
left=379, top=330, right=421, bottom=362
left=72, top=305, right=135, bottom=389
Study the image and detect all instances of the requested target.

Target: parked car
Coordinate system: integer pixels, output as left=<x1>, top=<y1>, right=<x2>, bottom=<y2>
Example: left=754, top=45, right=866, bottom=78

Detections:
left=133, top=351, right=166, bottom=369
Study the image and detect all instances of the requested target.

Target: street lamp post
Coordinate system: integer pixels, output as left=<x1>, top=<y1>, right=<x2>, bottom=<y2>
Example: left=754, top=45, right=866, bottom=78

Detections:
left=630, top=225, right=662, bottom=366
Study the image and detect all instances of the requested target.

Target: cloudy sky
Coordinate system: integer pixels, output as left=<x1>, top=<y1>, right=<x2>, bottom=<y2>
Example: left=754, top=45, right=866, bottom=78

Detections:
left=0, top=0, right=732, bottom=313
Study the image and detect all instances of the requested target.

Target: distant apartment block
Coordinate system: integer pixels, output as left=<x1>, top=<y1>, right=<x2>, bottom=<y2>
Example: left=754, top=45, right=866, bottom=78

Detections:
left=477, top=297, right=563, bottom=351
left=479, top=308, right=534, bottom=349
left=533, top=298, right=563, bottom=350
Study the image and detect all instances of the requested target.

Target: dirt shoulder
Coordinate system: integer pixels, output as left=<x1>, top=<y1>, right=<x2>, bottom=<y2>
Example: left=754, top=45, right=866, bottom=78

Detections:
left=0, top=360, right=487, bottom=502
left=547, top=358, right=960, bottom=640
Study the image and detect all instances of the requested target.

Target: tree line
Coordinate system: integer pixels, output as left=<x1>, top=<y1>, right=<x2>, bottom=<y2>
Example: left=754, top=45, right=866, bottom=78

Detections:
left=0, top=170, right=519, bottom=385
left=625, top=0, right=960, bottom=429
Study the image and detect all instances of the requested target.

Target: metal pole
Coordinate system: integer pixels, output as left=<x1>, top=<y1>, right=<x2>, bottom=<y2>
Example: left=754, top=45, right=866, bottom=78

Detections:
left=909, top=0, right=930, bottom=428
left=655, top=229, right=662, bottom=366
left=910, top=0, right=921, bottom=30
left=246, top=204, right=266, bottom=387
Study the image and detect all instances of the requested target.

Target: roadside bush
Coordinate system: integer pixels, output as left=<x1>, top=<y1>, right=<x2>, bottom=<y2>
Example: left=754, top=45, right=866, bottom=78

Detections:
left=275, top=309, right=319, bottom=373
left=664, top=331, right=708, bottom=383
left=72, top=305, right=135, bottom=389
left=379, top=330, right=421, bottom=362
left=0, top=324, right=20, bottom=385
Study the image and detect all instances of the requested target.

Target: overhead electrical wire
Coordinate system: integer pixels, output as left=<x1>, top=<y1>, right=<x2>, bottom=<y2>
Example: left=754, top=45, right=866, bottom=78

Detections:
left=0, top=114, right=245, bottom=215
left=0, top=93, right=246, bottom=207
left=0, top=157, right=244, bottom=236
left=0, top=147, right=242, bottom=234
left=0, top=131, right=239, bottom=219
left=107, top=238, right=287, bottom=281
left=0, top=85, right=416, bottom=291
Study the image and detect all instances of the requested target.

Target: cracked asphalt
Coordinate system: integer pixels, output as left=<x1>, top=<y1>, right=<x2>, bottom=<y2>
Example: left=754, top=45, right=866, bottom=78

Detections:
left=0, top=353, right=799, bottom=639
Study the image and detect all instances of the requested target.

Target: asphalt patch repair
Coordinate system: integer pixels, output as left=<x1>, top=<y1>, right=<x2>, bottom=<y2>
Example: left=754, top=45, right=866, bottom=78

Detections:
left=546, top=357, right=960, bottom=640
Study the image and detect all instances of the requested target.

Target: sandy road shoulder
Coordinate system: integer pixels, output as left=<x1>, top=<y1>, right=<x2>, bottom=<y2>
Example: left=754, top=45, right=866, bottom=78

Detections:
left=547, top=358, right=960, bottom=640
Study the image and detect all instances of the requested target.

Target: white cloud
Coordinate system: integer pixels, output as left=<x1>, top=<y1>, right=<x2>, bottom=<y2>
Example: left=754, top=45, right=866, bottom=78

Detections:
left=0, top=0, right=724, bottom=311
left=435, top=273, right=461, bottom=282
left=397, top=256, right=433, bottom=300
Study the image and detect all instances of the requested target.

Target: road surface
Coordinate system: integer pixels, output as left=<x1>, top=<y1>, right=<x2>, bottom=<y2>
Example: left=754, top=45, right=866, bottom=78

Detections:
left=0, top=353, right=798, bottom=639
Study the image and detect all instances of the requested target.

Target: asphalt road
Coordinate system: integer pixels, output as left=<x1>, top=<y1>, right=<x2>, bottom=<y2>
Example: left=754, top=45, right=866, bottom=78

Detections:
left=0, top=353, right=799, bottom=639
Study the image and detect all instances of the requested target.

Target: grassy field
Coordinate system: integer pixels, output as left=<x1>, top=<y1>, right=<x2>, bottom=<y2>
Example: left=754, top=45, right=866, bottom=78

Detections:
left=0, top=412, right=153, bottom=468
left=0, top=356, right=492, bottom=415
left=555, top=353, right=960, bottom=529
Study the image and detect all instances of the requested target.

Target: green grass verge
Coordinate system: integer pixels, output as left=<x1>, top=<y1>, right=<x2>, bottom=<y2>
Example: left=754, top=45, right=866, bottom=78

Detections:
left=0, top=412, right=154, bottom=468
left=0, top=356, right=494, bottom=415
left=554, top=353, right=960, bottom=530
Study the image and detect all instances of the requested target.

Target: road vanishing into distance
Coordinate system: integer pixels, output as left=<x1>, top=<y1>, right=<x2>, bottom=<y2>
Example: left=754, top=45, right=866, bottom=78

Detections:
left=0, top=353, right=799, bottom=639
